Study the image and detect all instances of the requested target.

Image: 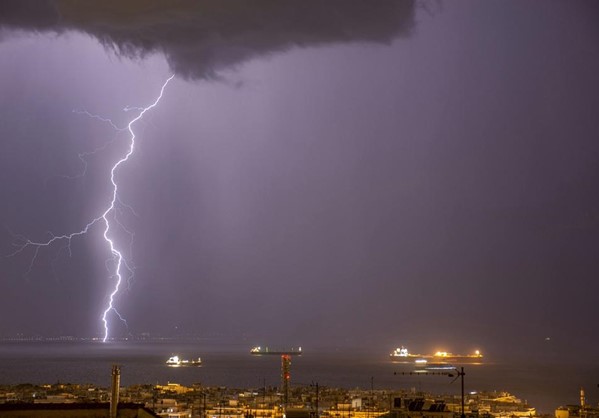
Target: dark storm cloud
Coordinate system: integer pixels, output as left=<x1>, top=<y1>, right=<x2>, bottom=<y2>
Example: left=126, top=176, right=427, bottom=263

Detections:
left=3, top=0, right=599, bottom=361
left=0, top=0, right=415, bottom=79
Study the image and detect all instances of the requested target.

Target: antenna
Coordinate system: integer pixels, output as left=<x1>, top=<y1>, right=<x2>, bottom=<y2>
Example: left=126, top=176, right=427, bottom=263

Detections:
left=395, top=366, right=466, bottom=418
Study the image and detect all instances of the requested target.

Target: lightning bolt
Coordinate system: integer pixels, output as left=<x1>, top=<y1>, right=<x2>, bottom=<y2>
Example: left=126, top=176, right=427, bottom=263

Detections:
left=9, top=75, right=175, bottom=342
left=99, top=74, right=174, bottom=341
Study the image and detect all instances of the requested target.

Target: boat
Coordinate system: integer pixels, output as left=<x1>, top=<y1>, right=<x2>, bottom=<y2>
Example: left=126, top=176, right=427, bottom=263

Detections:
left=414, top=359, right=457, bottom=371
left=390, top=346, right=483, bottom=364
left=250, top=346, right=302, bottom=356
left=165, top=355, right=202, bottom=367
left=389, top=346, right=425, bottom=361
left=431, top=350, right=483, bottom=363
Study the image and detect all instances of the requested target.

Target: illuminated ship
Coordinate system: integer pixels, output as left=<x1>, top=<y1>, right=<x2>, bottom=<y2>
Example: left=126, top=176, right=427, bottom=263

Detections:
left=414, top=360, right=457, bottom=371
left=249, top=346, right=302, bottom=356
left=389, top=346, right=424, bottom=361
left=430, top=350, right=483, bottom=363
left=165, top=355, right=202, bottom=367
left=390, top=347, right=483, bottom=364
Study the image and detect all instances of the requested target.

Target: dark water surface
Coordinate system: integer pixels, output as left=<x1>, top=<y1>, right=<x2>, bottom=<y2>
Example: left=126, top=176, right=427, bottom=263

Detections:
left=0, top=341, right=596, bottom=414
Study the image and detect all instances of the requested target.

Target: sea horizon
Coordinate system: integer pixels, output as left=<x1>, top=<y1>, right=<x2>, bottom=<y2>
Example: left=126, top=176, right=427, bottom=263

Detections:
left=0, top=340, right=596, bottom=415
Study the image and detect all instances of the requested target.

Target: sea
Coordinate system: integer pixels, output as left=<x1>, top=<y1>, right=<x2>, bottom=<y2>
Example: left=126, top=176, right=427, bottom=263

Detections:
left=0, top=340, right=597, bottom=415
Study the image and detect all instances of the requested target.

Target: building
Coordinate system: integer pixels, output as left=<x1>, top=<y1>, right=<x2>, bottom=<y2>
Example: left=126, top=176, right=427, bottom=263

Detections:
left=0, top=402, right=159, bottom=417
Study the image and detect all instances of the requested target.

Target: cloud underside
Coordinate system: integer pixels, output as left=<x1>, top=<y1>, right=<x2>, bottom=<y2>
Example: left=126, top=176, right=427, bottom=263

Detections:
left=0, top=0, right=415, bottom=79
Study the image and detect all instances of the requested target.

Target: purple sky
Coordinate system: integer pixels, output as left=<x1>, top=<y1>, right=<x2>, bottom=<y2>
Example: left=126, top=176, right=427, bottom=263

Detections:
left=0, top=1, right=598, bottom=358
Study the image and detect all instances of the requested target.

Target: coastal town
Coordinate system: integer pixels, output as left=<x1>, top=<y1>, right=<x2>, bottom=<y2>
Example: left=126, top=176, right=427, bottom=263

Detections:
left=0, top=345, right=597, bottom=418
left=0, top=379, right=594, bottom=418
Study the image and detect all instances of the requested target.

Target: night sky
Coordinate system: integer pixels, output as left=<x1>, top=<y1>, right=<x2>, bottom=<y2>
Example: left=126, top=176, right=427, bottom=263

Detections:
left=1, top=1, right=598, bottom=358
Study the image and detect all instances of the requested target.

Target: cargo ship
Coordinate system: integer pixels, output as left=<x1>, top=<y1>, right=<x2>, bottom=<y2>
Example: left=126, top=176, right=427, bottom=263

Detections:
left=431, top=350, right=483, bottom=363
left=390, top=347, right=483, bottom=364
left=389, top=346, right=424, bottom=361
left=165, top=355, right=202, bottom=367
left=250, top=346, right=302, bottom=356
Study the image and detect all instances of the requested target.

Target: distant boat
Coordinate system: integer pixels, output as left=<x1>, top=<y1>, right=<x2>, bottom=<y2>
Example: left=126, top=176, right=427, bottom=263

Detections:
left=165, top=355, right=202, bottom=367
left=391, top=347, right=483, bottom=365
left=250, top=346, right=302, bottom=356
left=414, top=361, right=457, bottom=372
left=431, top=350, right=483, bottom=363
left=389, top=346, right=424, bottom=361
